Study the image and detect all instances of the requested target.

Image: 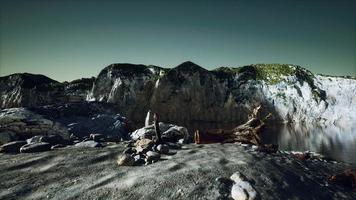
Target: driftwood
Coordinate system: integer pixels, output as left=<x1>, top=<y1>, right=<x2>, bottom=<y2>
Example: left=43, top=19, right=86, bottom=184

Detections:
left=194, top=106, right=271, bottom=145
left=153, top=113, right=162, bottom=144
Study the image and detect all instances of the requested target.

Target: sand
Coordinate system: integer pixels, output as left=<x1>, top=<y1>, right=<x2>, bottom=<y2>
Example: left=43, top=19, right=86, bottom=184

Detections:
left=0, top=143, right=355, bottom=200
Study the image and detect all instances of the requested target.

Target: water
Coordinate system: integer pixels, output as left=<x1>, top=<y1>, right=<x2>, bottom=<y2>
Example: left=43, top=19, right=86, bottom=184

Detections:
left=260, top=124, right=356, bottom=164
left=183, top=121, right=356, bottom=164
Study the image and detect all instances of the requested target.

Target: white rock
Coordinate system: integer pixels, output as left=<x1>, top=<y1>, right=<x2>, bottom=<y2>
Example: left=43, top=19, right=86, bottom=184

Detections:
left=230, top=172, right=257, bottom=200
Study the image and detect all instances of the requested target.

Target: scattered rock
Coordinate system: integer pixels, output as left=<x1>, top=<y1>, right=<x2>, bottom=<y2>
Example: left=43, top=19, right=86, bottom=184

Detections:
left=156, top=144, right=169, bottom=154
left=40, top=134, right=65, bottom=145
left=74, top=141, right=102, bottom=148
left=51, top=144, right=66, bottom=149
left=177, top=138, right=185, bottom=144
left=0, top=130, right=18, bottom=145
left=20, top=142, right=51, bottom=153
left=215, top=177, right=234, bottom=199
left=123, top=147, right=136, bottom=154
left=26, top=135, right=42, bottom=144
left=134, top=154, right=145, bottom=165
left=328, top=169, right=356, bottom=189
left=90, top=133, right=105, bottom=142
left=293, top=152, right=312, bottom=161
left=0, top=108, right=69, bottom=140
left=257, top=144, right=278, bottom=154
left=117, top=154, right=135, bottom=166
left=130, top=123, right=190, bottom=142
left=67, top=114, right=129, bottom=140
left=230, top=172, right=257, bottom=200
left=125, top=141, right=135, bottom=148
left=146, top=151, right=161, bottom=163
left=0, top=141, right=27, bottom=153
left=135, top=139, right=154, bottom=153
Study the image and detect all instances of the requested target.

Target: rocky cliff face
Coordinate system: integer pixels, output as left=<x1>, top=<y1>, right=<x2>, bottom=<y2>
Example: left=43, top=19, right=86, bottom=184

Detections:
left=1, top=62, right=355, bottom=130
left=88, top=61, right=356, bottom=130
left=0, top=73, right=94, bottom=108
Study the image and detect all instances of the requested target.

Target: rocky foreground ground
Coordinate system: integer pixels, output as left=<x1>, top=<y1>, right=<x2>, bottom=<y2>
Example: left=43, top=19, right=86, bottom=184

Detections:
left=1, top=142, right=355, bottom=200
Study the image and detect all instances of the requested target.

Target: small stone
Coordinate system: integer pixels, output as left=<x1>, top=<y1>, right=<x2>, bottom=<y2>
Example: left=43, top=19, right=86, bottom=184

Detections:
left=156, top=144, right=169, bottom=154
left=40, top=134, right=64, bottom=145
left=135, top=139, right=154, bottom=153
left=230, top=172, right=257, bottom=200
left=90, top=133, right=105, bottom=142
left=70, top=133, right=78, bottom=141
left=20, top=142, right=51, bottom=153
left=26, top=135, right=42, bottom=144
left=74, top=141, right=102, bottom=148
left=0, top=141, right=27, bottom=153
left=51, top=144, right=66, bottom=149
left=146, top=151, right=161, bottom=162
left=134, top=154, right=145, bottom=165
left=117, top=154, right=135, bottom=166
left=73, top=140, right=81, bottom=144
left=123, top=147, right=136, bottom=154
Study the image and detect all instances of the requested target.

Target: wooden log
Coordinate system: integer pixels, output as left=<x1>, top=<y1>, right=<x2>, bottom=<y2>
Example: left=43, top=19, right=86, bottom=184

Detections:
left=194, top=106, right=270, bottom=145
left=153, top=113, right=161, bottom=144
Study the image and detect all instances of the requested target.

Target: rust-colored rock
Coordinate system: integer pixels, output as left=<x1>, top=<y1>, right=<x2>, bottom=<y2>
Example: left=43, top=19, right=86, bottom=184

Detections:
left=328, top=169, right=356, bottom=189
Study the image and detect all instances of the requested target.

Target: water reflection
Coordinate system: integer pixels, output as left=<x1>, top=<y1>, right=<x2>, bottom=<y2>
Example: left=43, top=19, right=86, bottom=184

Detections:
left=181, top=121, right=356, bottom=164
left=261, top=124, right=356, bottom=164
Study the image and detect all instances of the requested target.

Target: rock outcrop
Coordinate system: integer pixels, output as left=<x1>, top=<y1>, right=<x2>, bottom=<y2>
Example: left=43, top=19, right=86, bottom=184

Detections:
left=0, top=73, right=94, bottom=109
left=0, top=102, right=131, bottom=144
left=1, top=61, right=355, bottom=131
left=88, top=62, right=356, bottom=130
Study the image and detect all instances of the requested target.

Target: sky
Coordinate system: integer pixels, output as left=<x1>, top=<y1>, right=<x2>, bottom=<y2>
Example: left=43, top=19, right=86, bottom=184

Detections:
left=0, top=0, right=355, bottom=81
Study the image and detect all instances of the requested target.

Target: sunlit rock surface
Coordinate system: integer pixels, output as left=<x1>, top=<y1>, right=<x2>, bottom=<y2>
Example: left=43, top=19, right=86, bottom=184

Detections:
left=88, top=62, right=356, bottom=129
left=1, top=61, right=355, bottom=133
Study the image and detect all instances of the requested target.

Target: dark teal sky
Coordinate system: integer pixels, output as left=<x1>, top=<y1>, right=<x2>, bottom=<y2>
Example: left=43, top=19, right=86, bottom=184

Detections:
left=0, top=0, right=355, bottom=81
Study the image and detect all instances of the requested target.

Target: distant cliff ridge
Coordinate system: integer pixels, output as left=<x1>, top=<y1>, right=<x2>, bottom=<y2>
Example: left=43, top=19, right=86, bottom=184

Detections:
left=1, top=61, right=355, bottom=129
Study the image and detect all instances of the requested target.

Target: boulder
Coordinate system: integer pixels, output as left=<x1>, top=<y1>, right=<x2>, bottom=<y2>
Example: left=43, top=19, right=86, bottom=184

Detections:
left=74, top=140, right=102, bottom=148
left=0, top=130, right=18, bottom=144
left=20, top=142, right=51, bottom=153
left=146, top=151, right=161, bottom=162
left=117, top=154, right=135, bottom=166
left=230, top=172, right=257, bottom=200
left=0, top=141, right=27, bottom=153
left=0, top=108, right=70, bottom=140
left=130, top=123, right=190, bottom=142
left=135, top=139, right=154, bottom=153
left=134, top=154, right=145, bottom=165
left=156, top=144, right=169, bottom=154
left=40, top=134, right=66, bottom=145
left=67, top=114, right=129, bottom=140
left=27, top=135, right=42, bottom=144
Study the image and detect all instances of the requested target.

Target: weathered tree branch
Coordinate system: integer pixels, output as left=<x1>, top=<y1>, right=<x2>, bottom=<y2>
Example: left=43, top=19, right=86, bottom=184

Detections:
left=153, top=113, right=162, bottom=144
left=195, top=106, right=271, bottom=145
